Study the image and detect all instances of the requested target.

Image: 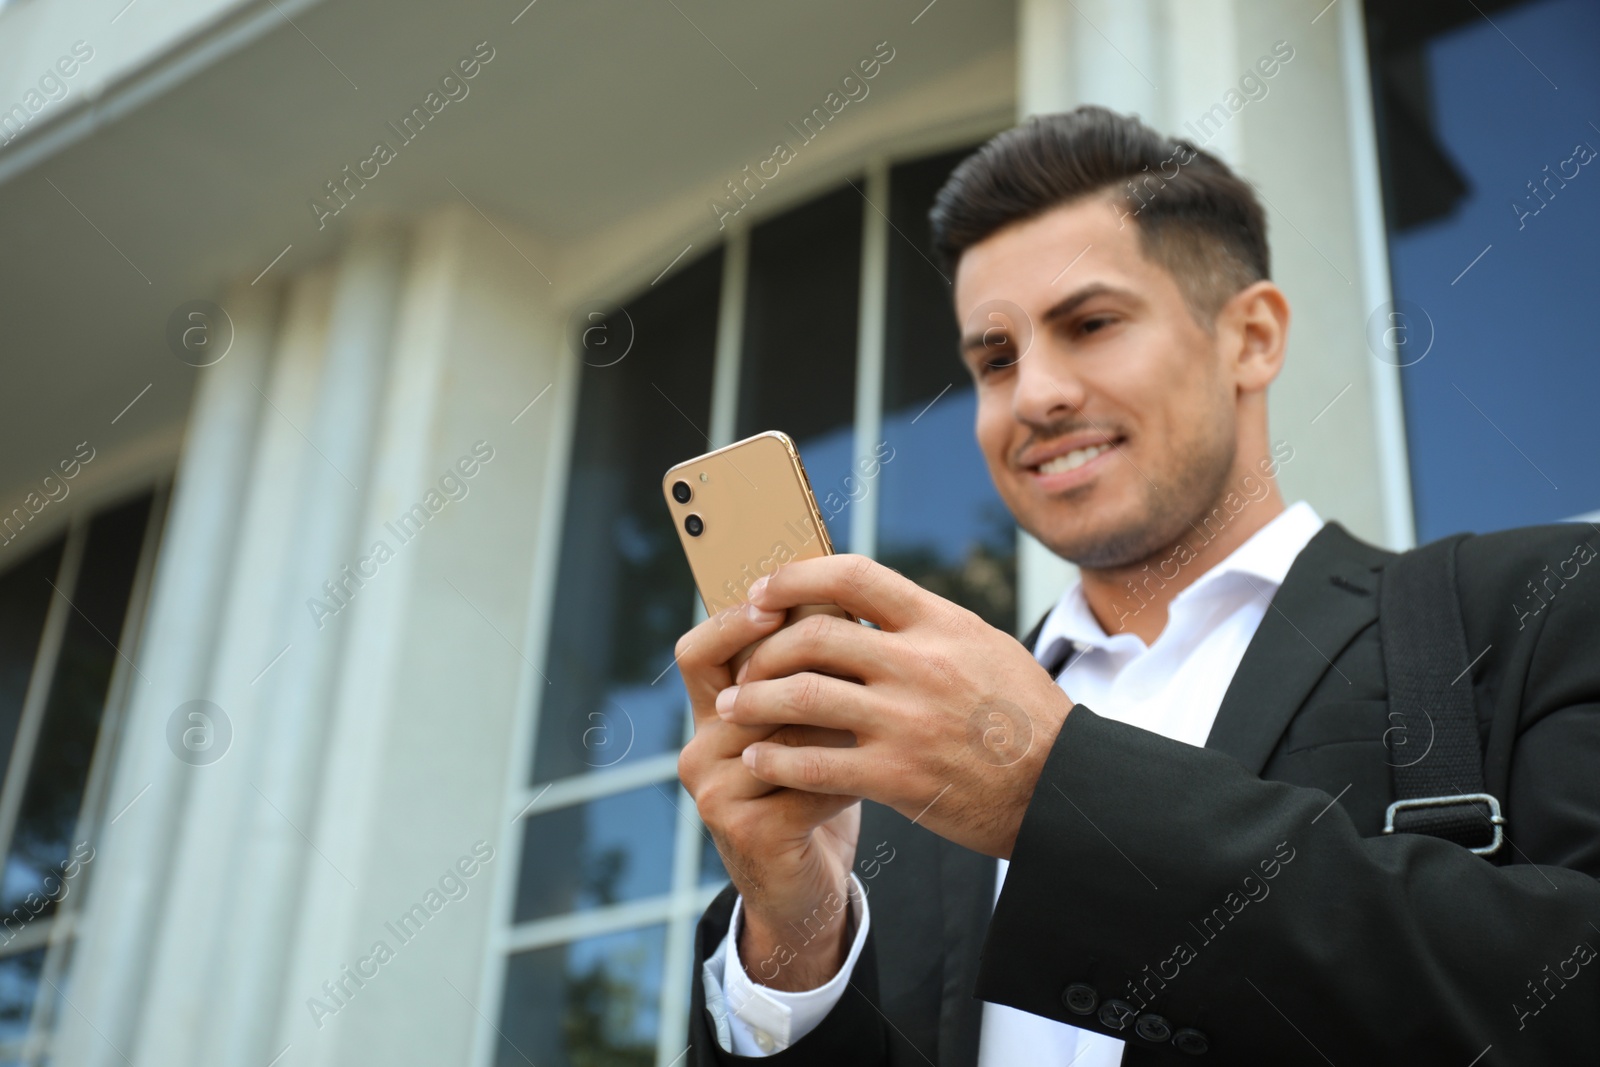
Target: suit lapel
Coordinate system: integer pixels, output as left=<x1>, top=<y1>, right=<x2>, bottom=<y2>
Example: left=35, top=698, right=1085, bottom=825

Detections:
left=1205, top=522, right=1391, bottom=774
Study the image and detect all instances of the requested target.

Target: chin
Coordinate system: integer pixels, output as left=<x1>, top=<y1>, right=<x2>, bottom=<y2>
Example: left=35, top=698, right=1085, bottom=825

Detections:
left=1023, top=495, right=1169, bottom=571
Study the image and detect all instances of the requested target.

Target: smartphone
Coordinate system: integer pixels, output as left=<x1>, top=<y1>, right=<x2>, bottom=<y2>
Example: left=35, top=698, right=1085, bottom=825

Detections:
left=662, top=430, right=855, bottom=672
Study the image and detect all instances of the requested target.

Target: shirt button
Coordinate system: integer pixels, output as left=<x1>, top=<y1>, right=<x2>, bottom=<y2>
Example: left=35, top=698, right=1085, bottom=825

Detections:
left=1173, top=1027, right=1210, bottom=1055
left=1134, top=1012, right=1172, bottom=1043
left=753, top=1030, right=775, bottom=1053
left=1097, top=998, right=1137, bottom=1031
left=1061, top=983, right=1098, bottom=1015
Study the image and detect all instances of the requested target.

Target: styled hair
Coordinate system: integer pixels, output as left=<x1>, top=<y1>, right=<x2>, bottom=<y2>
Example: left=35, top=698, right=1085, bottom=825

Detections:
left=929, top=106, right=1270, bottom=323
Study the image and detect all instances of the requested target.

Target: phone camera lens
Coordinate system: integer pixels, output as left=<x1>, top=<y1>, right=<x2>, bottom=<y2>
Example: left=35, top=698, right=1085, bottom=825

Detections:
left=685, top=514, right=704, bottom=537
left=672, top=480, right=692, bottom=504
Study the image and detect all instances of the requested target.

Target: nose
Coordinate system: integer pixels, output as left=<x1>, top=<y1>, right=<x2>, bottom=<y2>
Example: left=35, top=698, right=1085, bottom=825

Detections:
left=1012, top=336, right=1085, bottom=429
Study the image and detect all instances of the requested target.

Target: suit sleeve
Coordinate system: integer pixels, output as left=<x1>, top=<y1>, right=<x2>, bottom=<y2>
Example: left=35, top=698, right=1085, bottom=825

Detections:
left=973, top=702, right=1600, bottom=1064
left=689, top=883, right=890, bottom=1066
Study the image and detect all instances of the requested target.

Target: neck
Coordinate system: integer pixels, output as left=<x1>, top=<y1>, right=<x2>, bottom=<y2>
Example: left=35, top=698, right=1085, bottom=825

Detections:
left=1080, top=484, right=1287, bottom=645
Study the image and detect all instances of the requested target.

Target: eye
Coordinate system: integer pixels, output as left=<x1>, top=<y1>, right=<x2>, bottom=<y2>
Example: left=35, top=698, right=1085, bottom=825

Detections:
left=1078, top=314, right=1116, bottom=336
left=976, top=344, right=1020, bottom=377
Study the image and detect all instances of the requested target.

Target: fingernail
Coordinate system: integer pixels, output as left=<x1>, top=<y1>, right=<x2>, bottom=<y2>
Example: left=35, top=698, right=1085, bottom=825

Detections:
left=741, top=745, right=757, bottom=769
left=749, top=574, right=770, bottom=602
left=745, top=599, right=781, bottom=624
left=735, top=658, right=750, bottom=685
left=716, top=685, right=739, bottom=715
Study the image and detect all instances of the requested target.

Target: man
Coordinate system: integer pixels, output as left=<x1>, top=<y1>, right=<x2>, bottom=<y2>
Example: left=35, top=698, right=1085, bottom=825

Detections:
left=674, top=107, right=1600, bottom=1064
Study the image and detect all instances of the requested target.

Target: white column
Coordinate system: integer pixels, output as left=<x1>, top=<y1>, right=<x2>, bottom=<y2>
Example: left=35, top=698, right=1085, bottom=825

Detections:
left=135, top=264, right=336, bottom=1067
left=271, top=207, right=467, bottom=1066
left=203, top=222, right=408, bottom=1067
left=52, top=281, right=275, bottom=1067
left=311, top=205, right=561, bottom=1067
left=1340, top=0, right=1414, bottom=550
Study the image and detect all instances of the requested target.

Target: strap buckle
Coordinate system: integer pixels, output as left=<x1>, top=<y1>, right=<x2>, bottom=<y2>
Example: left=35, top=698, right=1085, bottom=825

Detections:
left=1383, top=792, right=1505, bottom=856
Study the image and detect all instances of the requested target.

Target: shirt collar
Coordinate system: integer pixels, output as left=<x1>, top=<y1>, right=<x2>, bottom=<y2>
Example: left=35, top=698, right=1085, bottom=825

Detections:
left=1034, top=500, right=1325, bottom=656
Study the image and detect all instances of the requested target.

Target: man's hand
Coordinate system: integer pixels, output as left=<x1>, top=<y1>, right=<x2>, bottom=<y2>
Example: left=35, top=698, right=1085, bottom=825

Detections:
left=718, top=554, right=1074, bottom=859
left=676, top=598, right=863, bottom=992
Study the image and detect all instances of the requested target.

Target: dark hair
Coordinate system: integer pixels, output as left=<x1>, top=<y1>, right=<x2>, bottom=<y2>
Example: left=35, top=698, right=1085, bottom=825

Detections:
left=929, top=106, right=1270, bottom=322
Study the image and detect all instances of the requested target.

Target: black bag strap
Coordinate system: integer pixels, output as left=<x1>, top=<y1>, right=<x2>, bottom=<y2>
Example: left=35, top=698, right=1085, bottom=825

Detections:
left=1379, top=534, right=1505, bottom=857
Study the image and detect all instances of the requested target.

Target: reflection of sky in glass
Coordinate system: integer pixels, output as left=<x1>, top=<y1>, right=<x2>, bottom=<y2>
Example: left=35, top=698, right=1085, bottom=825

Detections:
left=791, top=387, right=1009, bottom=565
left=515, top=785, right=676, bottom=923
left=1387, top=0, right=1600, bottom=537
left=879, top=387, right=1010, bottom=563
left=596, top=677, right=685, bottom=771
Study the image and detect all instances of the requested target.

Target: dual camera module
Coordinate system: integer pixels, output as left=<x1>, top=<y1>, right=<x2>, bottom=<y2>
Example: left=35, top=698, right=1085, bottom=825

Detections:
left=672, top=480, right=703, bottom=537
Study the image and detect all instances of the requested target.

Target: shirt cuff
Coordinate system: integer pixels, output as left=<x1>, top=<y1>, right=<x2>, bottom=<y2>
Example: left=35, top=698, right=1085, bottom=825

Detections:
left=699, top=873, right=872, bottom=1056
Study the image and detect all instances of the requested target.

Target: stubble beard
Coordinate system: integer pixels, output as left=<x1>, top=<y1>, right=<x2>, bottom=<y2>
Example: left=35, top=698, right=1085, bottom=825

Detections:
left=1033, top=424, right=1237, bottom=572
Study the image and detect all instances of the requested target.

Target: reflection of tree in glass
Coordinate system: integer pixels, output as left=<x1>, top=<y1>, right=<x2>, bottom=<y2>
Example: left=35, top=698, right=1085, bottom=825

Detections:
left=1, top=606, right=116, bottom=917
left=609, top=506, right=698, bottom=688
left=582, top=847, right=628, bottom=908
left=877, top=503, right=1017, bottom=632
left=561, top=947, right=654, bottom=1067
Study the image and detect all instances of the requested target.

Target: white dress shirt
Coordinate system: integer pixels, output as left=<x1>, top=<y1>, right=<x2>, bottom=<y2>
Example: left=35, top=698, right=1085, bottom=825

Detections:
left=702, top=501, right=1326, bottom=1063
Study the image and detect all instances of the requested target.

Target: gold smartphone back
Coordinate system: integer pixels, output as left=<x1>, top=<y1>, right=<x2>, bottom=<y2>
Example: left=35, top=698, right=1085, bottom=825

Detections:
left=662, top=431, right=851, bottom=668
left=663, top=430, right=835, bottom=615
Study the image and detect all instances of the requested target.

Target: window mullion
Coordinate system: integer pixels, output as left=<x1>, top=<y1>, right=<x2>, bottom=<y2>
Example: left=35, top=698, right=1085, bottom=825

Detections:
left=852, top=160, right=890, bottom=561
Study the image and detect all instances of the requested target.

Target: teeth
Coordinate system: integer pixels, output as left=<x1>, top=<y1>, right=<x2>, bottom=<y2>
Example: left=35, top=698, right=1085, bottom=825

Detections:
left=1037, top=443, right=1111, bottom=475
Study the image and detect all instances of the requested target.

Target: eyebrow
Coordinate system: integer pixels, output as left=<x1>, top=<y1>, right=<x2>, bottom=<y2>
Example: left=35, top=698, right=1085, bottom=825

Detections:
left=958, top=282, right=1140, bottom=356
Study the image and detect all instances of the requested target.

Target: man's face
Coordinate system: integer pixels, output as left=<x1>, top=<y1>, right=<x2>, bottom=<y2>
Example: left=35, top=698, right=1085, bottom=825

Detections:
left=952, top=194, right=1240, bottom=569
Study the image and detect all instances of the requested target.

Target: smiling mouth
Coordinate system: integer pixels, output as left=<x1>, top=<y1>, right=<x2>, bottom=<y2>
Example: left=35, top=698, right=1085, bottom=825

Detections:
left=1030, top=440, right=1119, bottom=475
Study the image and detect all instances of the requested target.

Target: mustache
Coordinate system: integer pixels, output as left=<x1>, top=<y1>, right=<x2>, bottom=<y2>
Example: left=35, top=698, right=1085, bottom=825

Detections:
left=1012, top=418, right=1125, bottom=465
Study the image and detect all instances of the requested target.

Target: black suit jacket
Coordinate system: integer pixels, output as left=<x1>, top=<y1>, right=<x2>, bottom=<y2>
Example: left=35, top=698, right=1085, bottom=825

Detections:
left=686, top=521, right=1600, bottom=1065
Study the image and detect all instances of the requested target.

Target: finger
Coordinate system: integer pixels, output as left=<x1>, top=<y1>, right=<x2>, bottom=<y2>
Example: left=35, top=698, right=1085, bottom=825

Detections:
left=692, top=705, right=853, bottom=764
left=741, top=741, right=868, bottom=797
left=737, top=610, right=890, bottom=686
left=676, top=600, right=788, bottom=703
left=750, top=554, right=928, bottom=632
left=717, top=672, right=881, bottom=733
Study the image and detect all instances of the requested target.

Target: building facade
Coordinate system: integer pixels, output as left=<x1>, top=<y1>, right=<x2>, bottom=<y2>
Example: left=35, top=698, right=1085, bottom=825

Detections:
left=0, top=0, right=1593, bottom=1065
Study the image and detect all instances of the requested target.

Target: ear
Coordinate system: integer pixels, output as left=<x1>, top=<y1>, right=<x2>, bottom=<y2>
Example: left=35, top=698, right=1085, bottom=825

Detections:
left=1219, top=280, right=1289, bottom=395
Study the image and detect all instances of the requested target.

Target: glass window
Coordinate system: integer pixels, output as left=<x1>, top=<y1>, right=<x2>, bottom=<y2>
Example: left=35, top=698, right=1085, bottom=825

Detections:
left=0, top=541, right=65, bottom=790
left=501, top=141, right=1013, bottom=1067
left=2, top=496, right=150, bottom=917
left=1368, top=0, right=1600, bottom=537
left=738, top=185, right=863, bottom=552
left=496, top=925, right=665, bottom=1067
left=0, top=488, right=161, bottom=1066
left=880, top=148, right=1017, bottom=631
left=0, top=948, right=45, bottom=1054
left=533, top=250, right=723, bottom=785
left=512, top=785, right=678, bottom=924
